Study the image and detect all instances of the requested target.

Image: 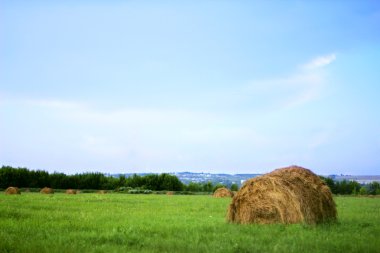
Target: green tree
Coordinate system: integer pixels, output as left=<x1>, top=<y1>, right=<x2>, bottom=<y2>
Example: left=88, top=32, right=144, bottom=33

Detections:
left=368, top=181, right=380, bottom=195
left=118, top=175, right=126, bottom=187
left=334, top=180, right=360, bottom=195
left=359, top=187, right=368, bottom=195
left=348, top=180, right=361, bottom=195
left=212, top=183, right=226, bottom=192
left=230, top=183, right=239, bottom=191
left=202, top=181, right=213, bottom=192
left=125, top=174, right=143, bottom=188
left=160, top=174, right=183, bottom=191
left=186, top=182, right=202, bottom=192
left=320, top=176, right=337, bottom=194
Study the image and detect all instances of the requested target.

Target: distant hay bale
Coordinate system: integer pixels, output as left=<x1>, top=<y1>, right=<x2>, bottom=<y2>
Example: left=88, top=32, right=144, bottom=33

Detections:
left=24, top=188, right=31, bottom=193
left=97, top=190, right=107, bottom=194
left=213, top=187, right=233, bottom=198
left=66, top=189, right=76, bottom=194
left=227, top=165, right=337, bottom=225
left=232, top=191, right=237, bottom=196
left=40, top=187, right=54, bottom=194
left=166, top=191, right=174, bottom=195
left=5, top=187, right=21, bottom=195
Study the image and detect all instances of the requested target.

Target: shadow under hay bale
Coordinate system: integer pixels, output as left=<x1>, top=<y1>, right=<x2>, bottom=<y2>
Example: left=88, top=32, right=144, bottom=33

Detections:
left=213, top=187, right=234, bottom=198
left=40, top=187, right=54, bottom=194
left=66, top=189, right=77, bottom=194
left=227, top=165, right=337, bottom=225
left=5, top=187, right=21, bottom=195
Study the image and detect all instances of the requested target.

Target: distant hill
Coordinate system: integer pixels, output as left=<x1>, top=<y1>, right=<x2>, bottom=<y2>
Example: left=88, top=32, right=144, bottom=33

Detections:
left=113, top=172, right=261, bottom=187
left=328, top=175, right=380, bottom=184
left=112, top=172, right=380, bottom=186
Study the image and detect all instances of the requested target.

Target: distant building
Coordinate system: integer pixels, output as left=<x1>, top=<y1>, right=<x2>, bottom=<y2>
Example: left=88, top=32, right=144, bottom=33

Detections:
left=329, top=175, right=380, bottom=184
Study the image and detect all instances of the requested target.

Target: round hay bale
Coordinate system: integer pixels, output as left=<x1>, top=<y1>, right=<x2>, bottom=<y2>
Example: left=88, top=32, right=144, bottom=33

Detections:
left=97, top=190, right=107, bottom=194
left=5, top=187, right=21, bottom=195
left=213, top=187, right=233, bottom=198
left=227, top=165, right=337, bottom=224
left=66, top=189, right=76, bottom=194
left=166, top=191, right=174, bottom=195
left=40, top=187, right=54, bottom=194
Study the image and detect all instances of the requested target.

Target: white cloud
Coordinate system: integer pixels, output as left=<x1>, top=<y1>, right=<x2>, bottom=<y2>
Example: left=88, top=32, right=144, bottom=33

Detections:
left=302, top=53, right=336, bottom=70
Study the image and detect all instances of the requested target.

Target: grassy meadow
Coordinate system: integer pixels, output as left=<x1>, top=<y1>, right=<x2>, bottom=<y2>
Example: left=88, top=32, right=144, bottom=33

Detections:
left=0, top=193, right=379, bottom=253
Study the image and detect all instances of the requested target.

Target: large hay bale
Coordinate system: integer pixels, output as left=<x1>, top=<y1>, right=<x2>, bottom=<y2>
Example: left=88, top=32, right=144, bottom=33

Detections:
left=227, top=165, right=337, bottom=224
left=213, top=187, right=233, bottom=198
left=5, top=187, right=21, bottom=195
left=40, top=187, right=54, bottom=194
left=66, top=189, right=76, bottom=194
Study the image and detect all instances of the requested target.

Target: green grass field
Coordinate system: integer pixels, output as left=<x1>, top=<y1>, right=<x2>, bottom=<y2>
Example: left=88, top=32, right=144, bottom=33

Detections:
left=0, top=193, right=379, bottom=253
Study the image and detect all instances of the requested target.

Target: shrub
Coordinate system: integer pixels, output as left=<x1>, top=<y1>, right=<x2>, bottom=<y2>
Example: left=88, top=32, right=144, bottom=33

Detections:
left=359, top=187, right=367, bottom=195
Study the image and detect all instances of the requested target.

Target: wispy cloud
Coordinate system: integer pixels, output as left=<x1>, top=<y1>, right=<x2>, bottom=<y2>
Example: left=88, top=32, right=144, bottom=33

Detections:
left=5, top=96, right=271, bottom=164
left=308, top=130, right=332, bottom=149
left=282, top=73, right=325, bottom=108
left=28, top=99, right=83, bottom=109
left=302, top=53, right=336, bottom=70
left=245, top=53, right=336, bottom=109
left=286, top=54, right=336, bottom=107
left=0, top=53, right=337, bottom=172
left=2, top=97, right=85, bottom=110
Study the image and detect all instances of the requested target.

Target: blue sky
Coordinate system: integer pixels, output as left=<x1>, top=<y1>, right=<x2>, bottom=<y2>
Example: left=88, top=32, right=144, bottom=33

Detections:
left=1, top=1, right=380, bottom=175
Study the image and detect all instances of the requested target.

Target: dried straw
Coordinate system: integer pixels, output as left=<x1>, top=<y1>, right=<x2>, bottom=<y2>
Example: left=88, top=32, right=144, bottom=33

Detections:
left=40, top=187, right=54, bottom=194
left=227, top=165, right=337, bottom=224
left=213, top=187, right=234, bottom=198
left=5, top=187, right=21, bottom=195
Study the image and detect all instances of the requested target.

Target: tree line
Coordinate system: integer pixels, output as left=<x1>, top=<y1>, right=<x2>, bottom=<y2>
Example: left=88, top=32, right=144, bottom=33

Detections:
left=321, top=176, right=380, bottom=195
left=0, top=166, right=117, bottom=190
left=0, top=166, right=229, bottom=192
left=1, top=166, right=379, bottom=194
left=0, top=166, right=185, bottom=191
